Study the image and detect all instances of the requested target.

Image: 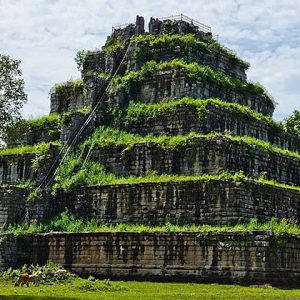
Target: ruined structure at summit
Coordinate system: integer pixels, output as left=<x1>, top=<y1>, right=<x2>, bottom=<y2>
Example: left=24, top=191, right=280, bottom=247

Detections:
left=1, top=15, right=300, bottom=285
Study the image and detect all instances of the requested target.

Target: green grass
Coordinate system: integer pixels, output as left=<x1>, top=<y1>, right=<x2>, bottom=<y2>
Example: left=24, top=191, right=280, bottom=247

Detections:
left=124, top=97, right=280, bottom=128
left=0, top=141, right=60, bottom=156
left=82, top=127, right=300, bottom=160
left=111, top=59, right=274, bottom=108
left=6, top=210, right=300, bottom=236
left=1, top=278, right=300, bottom=299
left=54, top=152, right=300, bottom=192
left=51, top=79, right=83, bottom=94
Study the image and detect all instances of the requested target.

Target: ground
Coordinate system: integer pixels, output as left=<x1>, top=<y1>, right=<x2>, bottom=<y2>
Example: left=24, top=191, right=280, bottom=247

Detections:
left=1, top=278, right=300, bottom=299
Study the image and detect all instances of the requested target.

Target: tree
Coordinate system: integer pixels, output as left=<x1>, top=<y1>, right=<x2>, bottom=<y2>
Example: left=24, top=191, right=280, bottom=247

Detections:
left=284, top=110, right=300, bottom=135
left=0, top=54, right=27, bottom=142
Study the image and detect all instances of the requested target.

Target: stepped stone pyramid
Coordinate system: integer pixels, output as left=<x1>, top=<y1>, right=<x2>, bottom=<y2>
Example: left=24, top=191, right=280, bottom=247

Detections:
left=1, top=15, right=300, bottom=284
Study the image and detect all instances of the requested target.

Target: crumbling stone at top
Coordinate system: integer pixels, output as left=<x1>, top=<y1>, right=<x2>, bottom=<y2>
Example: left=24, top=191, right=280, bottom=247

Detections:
left=148, top=16, right=212, bottom=38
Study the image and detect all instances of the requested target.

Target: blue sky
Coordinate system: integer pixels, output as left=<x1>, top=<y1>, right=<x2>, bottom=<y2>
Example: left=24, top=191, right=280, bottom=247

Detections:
left=1, top=0, right=300, bottom=121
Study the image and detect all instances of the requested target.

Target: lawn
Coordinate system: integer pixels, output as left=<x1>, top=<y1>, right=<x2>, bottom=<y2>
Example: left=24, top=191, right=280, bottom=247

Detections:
left=1, top=278, right=300, bottom=300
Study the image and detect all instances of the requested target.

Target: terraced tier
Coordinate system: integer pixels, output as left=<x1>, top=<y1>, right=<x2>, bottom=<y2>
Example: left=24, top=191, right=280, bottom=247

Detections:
left=0, top=153, right=34, bottom=185
left=0, top=186, right=55, bottom=226
left=123, top=98, right=300, bottom=152
left=109, top=62, right=274, bottom=116
left=28, top=231, right=300, bottom=284
left=5, top=114, right=61, bottom=148
left=80, top=131, right=300, bottom=186
left=0, top=143, right=60, bottom=185
left=127, top=34, right=248, bottom=80
left=58, top=177, right=300, bottom=225
left=0, top=186, right=27, bottom=226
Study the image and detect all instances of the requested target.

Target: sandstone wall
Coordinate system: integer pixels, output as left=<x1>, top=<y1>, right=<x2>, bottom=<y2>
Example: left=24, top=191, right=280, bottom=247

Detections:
left=50, top=84, right=85, bottom=115
left=0, top=187, right=53, bottom=226
left=0, top=234, right=17, bottom=271
left=88, top=137, right=300, bottom=186
left=60, top=180, right=300, bottom=225
left=60, top=111, right=95, bottom=143
left=0, top=187, right=28, bottom=226
left=31, top=231, right=300, bottom=285
left=0, top=154, right=35, bottom=185
left=0, top=146, right=59, bottom=185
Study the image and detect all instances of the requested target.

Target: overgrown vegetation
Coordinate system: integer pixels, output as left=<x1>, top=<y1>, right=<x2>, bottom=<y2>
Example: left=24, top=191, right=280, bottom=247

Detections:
left=0, top=54, right=27, bottom=142
left=284, top=109, right=300, bottom=136
left=1, top=261, right=75, bottom=284
left=132, top=34, right=249, bottom=69
left=5, top=114, right=61, bottom=146
left=124, top=97, right=280, bottom=129
left=51, top=79, right=83, bottom=95
left=75, top=50, right=88, bottom=71
left=111, top=59, right=275, bottom=108
left=83, top=127, right=300, bottom=159
left=50, top=126, right=300, bottom=191
left=4, top=210, right=300, bottom=236
left=0, top=141, right=60, bottom=156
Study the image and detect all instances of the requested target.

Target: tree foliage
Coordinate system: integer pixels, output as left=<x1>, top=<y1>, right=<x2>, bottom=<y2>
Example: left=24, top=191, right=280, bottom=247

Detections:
left=284, top=110, right=300, bottom=135
left=0, top=54, right=27, bottom=141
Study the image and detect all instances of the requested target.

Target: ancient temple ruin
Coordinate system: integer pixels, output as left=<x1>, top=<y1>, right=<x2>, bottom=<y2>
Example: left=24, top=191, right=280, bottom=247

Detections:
left=1, top=15, right=300, bottom=284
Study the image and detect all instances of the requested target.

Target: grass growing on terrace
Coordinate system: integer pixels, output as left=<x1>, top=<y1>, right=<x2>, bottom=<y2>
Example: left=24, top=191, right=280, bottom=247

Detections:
left=82, top=127, right=300, bottom=160
left=0, top=141, right=60, bottom=156
left=52, top=126, right=300, bottom=191
left=132, top=33, right=250, bottom=69
left=125, top=97, right=280, bottom=128
left=51, top=79, right=83, bottom=94
left=54, top=151, right=300, bottom=192
left=111, top=59, right=274, bottom=108
left=5, top=210, right=300, bottom=236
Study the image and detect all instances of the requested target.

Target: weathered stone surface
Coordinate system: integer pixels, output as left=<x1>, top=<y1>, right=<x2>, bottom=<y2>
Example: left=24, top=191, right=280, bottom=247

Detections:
left=60, top=180, right=300, bottom=225
left=30, top=231, right=300, bottom=285
left=0, top=154, right=35, bottom=185
left=50, top=83, right=85, bottom=115
left=110, top=70, right=274, bottom=116
left=0, top=234, right=17, bottom=271
left=60, top=111, right=96, bottom=143
left=0, top=187, right=53, bottom=226
left=0, top=187, right=28, bottom=227
left=0, top=146, right=59, bottom=185
left=125, top=101, right=299, bottom=152
left=88, top=136, right=300, bottom=186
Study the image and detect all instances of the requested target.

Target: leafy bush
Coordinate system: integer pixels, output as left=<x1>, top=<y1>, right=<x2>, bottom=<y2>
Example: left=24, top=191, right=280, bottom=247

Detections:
left=0, top=261, right=75, bottom=284
left=75, top=50, right=88, bottom=71
left=284, top=110, right=300, bottom=135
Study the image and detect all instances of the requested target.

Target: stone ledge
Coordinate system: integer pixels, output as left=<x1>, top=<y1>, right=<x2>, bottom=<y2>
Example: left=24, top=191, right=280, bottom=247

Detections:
left=88, top=135, right=300, bottom=186
left=60, top=179, right=300, bottom=225
left=30, top=231, right=300, bottom=285
left=125, top=101, right=299, bottom=152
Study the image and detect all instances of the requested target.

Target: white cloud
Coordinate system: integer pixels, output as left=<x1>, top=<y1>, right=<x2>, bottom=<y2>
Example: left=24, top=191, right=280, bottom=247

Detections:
left=1, top=0, right=300, bottom=120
